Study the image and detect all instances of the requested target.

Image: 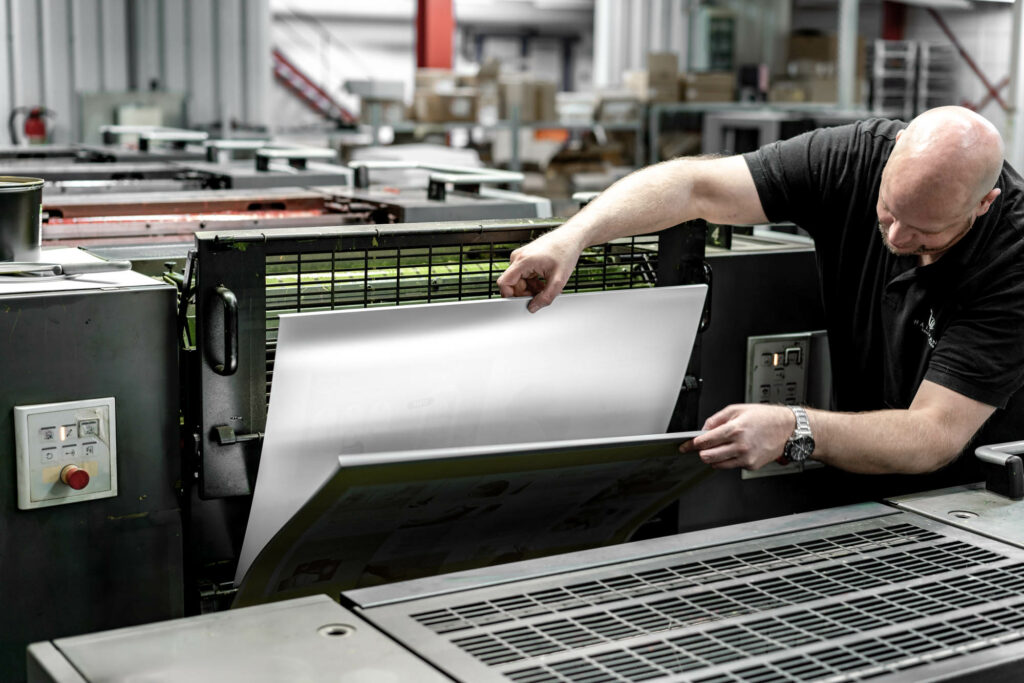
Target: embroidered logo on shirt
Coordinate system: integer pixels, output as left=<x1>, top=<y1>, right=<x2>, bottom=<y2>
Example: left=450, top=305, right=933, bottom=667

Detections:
left=913, top=308, right=938, bottom=349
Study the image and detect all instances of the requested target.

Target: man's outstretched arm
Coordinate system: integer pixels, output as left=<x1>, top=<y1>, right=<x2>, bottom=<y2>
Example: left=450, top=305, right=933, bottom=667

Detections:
left=497, top=155, right=768, bottom=312
left=682, top=380, right=996, bottom=474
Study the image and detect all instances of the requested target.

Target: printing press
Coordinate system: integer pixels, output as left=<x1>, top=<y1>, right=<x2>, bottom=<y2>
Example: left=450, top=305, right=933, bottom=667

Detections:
left=29, top=156, right=552, bottom=279
left=0, top=168, right=552, bottom=680
left=26, top=444, right=1024, bottom=682
left=5, top=172, right=1023, bottom=681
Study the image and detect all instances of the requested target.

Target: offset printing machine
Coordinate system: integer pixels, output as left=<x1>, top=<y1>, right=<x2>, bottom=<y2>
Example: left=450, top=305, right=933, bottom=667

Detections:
left=0, top=183, right=552, bottom=680
left=26, top=442, right=1024, bottom=682
left=176, top=218, right=709, bottom=613
left=172, top=216, right=954, bottom=615
left=0, top=249, right=183, bottom=680
left=8, top=197, right=1014, bottom=682
left=3, top=147, right=353, bottom=195
left=38, top=163, right=553, bottom=273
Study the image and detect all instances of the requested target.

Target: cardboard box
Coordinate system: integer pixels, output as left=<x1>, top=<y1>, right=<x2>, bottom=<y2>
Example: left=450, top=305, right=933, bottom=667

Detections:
left=596, top=94, right=643, bottom=124
left=767, top=80, right=807, bottom=104
left=648, top=52, right=679, bottom=84
left=413, top=89, right=477, bottom=122
left=500, top=78, right=538, bottom=122
left=785, top=33, right=866, bottom=81
left=478, top=58, right=501, bottom=82
left=535, top=81, right=558, bottom=122
left=415, top=68, right=457, bottom=93
left=803, top=76, right=838, bottom=103
left=624, top=70, right=678, bottom=103
left=788, top=34, right=837, bottom=62
left=681, top=72, right=736, bottom=102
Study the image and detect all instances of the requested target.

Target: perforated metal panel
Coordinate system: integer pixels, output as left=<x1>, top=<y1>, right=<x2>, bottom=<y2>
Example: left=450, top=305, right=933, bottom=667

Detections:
left=352, top=508, right=1024, bottom=682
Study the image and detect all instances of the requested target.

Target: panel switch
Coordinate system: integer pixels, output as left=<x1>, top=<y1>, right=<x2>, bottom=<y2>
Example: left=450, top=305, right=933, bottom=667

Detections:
left=60, top=465, right=90, bottom=490
left=14, top=397, right=117, bottom=509
left=784, top=346, right=803, bottom=366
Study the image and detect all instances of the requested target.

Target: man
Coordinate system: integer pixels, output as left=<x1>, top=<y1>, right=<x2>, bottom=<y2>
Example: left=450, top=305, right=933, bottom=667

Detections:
left=497, top=106, right=1024, bottom=478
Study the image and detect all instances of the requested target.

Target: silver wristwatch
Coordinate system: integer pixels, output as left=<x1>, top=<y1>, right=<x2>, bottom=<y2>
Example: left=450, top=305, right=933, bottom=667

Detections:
left=781, top=405, right=815, bottom=464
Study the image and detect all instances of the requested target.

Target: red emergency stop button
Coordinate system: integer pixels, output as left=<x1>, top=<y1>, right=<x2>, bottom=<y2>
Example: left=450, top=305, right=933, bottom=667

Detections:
left=60, top=465, right=90, bottom=490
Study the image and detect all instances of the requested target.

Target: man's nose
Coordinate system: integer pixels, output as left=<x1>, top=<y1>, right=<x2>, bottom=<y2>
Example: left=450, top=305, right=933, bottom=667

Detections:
left=888, top=221, right=914, bottom=247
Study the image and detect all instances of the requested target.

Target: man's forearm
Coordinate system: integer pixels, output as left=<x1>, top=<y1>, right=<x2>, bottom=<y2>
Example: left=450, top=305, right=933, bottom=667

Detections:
left=566, top=160, right=705, bottom=248
left=497, top=155, right=766, bottom=310
left=810, top=408, right=973, bottom=474
left=549, top=155, right=767, bottom=250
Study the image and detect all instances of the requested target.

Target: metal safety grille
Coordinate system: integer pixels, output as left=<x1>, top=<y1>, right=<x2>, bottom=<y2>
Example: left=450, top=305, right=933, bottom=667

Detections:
left=411, top=523, right=938, bottom=635
left=503, top=566, right=1024, bottom=682
left=263, top=236, right=659, bottom=403
left=383, top=517, right=1024, bottom=682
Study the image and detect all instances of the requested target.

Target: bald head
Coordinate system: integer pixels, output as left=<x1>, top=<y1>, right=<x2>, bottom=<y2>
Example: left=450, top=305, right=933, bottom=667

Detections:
left=877, top=107, right=1005, bottom=262
left=887, top=106, right=1004, bottom=211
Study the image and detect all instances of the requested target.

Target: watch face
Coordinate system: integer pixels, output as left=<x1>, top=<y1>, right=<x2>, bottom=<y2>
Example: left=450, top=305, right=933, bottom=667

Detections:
left=785, top=435, right=815, bottom=462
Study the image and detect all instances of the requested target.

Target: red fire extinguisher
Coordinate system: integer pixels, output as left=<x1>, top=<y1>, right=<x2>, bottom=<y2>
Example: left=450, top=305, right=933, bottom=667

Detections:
left=8, top=106, right=55, bottom=145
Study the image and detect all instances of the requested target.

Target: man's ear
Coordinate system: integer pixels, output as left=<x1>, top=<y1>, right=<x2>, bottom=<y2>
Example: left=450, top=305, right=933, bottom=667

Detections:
left=977, top=187, right=1001, bottom=217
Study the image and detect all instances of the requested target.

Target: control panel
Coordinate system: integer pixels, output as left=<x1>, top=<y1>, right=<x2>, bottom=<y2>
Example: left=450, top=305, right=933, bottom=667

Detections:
left=743, top=332, right=830, bottom=479
left=747, top=337, right=810, bottom=407
left=14, top=398, right=117, bottom=509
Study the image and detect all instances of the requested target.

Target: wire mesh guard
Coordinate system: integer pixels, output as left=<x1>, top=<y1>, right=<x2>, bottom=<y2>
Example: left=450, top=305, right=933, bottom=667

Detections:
left=262, top=235, right=661, bottom=403
left=379, top=518, right=1024, bottom=682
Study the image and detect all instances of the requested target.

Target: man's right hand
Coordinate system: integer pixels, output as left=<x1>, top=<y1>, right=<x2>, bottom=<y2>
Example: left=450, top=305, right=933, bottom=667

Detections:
left=497, top=230, right=584, bottom=313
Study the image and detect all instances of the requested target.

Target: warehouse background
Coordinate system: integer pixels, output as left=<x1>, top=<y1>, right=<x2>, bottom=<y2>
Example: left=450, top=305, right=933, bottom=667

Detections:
left=0, top=1, right=1018, bottom=144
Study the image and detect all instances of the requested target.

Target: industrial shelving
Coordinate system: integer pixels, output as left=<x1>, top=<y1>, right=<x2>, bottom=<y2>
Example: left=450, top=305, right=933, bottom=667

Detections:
left=916, top=42, right=958, bottom=114
left=869, top=39, right=917, bottom=120
left=869, top=39, right=957, bottom=119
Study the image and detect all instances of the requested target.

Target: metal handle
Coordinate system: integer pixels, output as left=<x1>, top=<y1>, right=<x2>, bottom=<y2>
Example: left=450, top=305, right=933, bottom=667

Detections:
left=975, top=441, right=1024, bottom=500
left=212, top=285, right=239, bottom=376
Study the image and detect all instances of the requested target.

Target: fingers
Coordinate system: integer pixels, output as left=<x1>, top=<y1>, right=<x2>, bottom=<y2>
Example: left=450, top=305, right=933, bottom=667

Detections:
left=497, top=233, right=581, bottom=311
left=497, top=256, right=559, bottom=307
left=527, top=273, right=568, bottom=313
left=496, top=259, right=529, bottom=298
left=678, top=406, right=774, bottom=470
left=702, top=406, right=738, bottom=431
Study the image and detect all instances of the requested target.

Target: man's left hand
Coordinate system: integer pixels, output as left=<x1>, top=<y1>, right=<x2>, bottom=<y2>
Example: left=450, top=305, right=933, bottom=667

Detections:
left=680, top=404, right=796, bottom=469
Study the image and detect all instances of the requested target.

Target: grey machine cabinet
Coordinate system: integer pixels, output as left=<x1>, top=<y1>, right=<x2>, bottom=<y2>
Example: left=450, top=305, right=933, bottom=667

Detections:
left=0, top=269, right=184, bottom=682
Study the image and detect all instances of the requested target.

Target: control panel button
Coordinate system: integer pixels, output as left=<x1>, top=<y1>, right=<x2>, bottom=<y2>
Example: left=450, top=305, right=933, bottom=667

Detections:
left=13, top=398, right=117, bottom=509
left=60, top=465, right=90, bottom=490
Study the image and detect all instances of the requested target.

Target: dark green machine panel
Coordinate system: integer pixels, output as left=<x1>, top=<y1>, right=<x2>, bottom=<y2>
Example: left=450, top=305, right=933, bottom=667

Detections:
left=0, top=283, right=183, bottom=682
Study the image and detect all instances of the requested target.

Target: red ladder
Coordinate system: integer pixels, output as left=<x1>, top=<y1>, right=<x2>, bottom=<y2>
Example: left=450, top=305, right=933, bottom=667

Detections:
left=272, top=48, right=356, bottom=126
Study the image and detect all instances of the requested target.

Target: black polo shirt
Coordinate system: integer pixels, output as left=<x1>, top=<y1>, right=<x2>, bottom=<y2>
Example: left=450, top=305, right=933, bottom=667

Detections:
left=744, top=117, right=1024, bottom=476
